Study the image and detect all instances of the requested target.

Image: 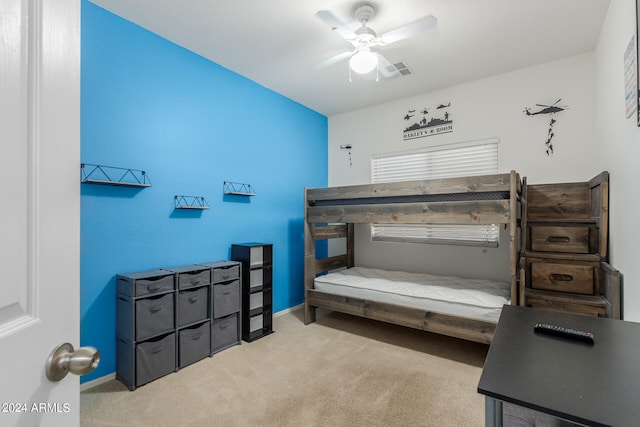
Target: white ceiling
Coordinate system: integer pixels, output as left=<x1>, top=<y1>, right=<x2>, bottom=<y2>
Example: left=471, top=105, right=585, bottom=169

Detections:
left=88, top=0, right=610, bottom=117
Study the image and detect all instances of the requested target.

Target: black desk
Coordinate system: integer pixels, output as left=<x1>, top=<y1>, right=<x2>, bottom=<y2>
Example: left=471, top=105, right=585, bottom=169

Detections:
left=478, top=305, right=640, bottom=427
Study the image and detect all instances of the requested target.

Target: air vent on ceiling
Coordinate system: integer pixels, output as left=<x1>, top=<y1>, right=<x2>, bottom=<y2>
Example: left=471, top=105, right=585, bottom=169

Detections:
left=383, top=61, right=412, bottom=79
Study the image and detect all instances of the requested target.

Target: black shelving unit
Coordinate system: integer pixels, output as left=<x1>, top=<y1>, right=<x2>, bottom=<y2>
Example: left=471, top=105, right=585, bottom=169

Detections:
left=231, top=243, right=273, bottom=342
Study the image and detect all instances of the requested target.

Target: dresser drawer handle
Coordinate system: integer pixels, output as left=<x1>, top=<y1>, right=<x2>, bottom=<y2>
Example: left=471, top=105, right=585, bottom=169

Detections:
left=547, top=236, right=570, bottom=243
left=146, top=284, right=161, bottom=292
left=148, top=346, right=164, bottom=355
left=149, top=306, right=163, bottom=313
left=188, top=332, right=202, bottom=340
left=549, top=273, right=573, bottom=282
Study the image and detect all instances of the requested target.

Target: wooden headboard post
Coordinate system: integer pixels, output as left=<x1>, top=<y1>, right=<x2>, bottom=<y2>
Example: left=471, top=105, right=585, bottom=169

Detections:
left=346, top=223, right=355, bottom=268
left=303, top=187, right=317, bottom=324
left=518, top=176, right=528, bottom=307
left=588, top=171, right=609, bottom=260
left=509, top=170, right=520, bottom=305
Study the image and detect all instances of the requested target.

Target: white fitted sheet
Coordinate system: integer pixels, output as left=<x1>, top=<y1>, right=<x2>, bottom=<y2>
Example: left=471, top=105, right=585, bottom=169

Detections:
left=314, top=266, right=510, bottom=323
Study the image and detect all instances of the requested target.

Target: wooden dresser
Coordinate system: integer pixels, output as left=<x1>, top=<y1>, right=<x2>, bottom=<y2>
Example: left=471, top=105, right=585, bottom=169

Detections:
left=519, top=172, right=621, bottom=318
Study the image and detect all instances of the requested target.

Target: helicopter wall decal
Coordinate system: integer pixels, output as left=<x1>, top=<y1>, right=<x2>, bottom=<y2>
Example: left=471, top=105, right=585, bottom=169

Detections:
left=524, top=99, right=568, bottom=155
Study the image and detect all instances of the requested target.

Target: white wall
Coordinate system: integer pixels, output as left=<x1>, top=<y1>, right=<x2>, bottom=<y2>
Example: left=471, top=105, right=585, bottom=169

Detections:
left=595, top=0, right=640, bottom=321
left=328, top=53, right=601, bottom=283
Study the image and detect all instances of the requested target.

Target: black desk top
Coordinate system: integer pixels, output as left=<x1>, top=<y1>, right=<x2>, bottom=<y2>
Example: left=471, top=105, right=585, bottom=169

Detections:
left=478, top=305, right=640, bottom=427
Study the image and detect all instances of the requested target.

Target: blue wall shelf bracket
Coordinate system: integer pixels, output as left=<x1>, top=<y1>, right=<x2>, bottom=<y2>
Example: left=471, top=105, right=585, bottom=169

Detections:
left=174, top=195, right=210, bottom=209
left=223, top=181, right=256, bottom=196
left=81, top=163, right=152, bottom=187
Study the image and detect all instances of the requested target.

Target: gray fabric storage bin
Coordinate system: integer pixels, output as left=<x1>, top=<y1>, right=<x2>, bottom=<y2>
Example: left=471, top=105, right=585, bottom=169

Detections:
left=135, top=333, right=176, bottom=387
left=136, top=293, right=174, bottom=341
left=117, top=270, right=174, bottom=297
left=179, top=322, right=211, bottom=368
left=133, top=274, right=174, bottom=296
left=211, top=313, right=240, bottom=354
left=177, top=286, right=208, bottom=327
left=212, top=263, right=240, bottom=283
left=212, top=280, right=240, bottom=318
left=176, top=268, right=210, bottom=290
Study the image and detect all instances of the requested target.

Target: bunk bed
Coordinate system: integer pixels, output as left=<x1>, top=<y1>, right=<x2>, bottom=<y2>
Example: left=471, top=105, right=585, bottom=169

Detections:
left=304, top=171, right=522, bottom=344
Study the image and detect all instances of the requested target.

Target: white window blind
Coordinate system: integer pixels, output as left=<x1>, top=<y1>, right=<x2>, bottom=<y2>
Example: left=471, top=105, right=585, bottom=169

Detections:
left=371, top=138, right=499, bottom=246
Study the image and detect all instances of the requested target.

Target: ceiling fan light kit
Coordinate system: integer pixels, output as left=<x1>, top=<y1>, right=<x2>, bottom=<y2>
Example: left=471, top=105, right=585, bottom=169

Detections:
left=350, top=49, right=378, bottom=74
left=316, top=3, right=437, bottom=80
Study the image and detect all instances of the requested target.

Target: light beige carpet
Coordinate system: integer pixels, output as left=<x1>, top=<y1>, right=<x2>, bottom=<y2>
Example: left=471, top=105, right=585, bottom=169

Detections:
left=81, top=308, right=489, bottom=427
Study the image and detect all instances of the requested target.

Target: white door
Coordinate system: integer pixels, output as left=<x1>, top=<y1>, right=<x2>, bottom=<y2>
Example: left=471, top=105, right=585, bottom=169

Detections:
left=0, top=1, right=83, bottom=426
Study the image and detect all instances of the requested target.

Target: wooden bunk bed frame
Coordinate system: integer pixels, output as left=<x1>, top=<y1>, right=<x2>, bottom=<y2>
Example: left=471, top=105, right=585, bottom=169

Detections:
left=304, top=171, right=522, bottom=345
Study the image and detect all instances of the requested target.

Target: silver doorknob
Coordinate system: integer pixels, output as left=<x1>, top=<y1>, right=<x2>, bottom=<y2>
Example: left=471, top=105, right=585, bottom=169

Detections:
left=45, top=343, right=100, bottom=382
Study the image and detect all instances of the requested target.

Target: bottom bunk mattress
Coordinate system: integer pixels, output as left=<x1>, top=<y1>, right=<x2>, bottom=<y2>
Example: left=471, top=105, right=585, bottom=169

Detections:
left=313, top=266, right=510, bottom=323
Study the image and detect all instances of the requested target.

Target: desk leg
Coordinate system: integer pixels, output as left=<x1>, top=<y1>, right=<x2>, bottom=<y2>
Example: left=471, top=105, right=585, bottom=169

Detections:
left=485, top=396, right=503, bottom=427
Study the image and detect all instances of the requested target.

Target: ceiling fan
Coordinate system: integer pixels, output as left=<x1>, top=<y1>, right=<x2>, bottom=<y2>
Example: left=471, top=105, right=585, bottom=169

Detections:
left=316, top=3, right=437, bottom=79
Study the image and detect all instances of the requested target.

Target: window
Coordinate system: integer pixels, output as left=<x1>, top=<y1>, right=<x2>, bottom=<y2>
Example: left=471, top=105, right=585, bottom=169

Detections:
left=371, top=138, right=499, bottom=246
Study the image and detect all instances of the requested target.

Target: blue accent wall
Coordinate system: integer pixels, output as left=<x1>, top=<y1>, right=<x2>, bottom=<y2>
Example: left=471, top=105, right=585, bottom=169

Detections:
left=81, top=1, right=328, bottom=383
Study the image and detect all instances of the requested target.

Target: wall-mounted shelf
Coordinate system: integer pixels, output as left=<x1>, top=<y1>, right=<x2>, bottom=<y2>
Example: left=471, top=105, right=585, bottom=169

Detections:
left=224, top=181, right=256, bottom=196
left=174, top=195, right=210, bottom=210
left=81, top=164, right=152, bottom=187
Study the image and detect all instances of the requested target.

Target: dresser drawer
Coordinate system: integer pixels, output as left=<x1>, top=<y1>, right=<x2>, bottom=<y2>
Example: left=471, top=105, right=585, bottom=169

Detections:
left=531, top=262, right=594, bottom=295
left=530, top=225, right=590, bottom=253
left=527, top=297, right=604, bottom=317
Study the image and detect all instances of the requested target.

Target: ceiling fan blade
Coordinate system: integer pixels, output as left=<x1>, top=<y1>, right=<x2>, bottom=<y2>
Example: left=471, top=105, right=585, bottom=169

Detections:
left=313, top=50, right=353, bottom=69
left=316, top=10, right=357, bottom=41
left=378, top=15, right=437, bottom=45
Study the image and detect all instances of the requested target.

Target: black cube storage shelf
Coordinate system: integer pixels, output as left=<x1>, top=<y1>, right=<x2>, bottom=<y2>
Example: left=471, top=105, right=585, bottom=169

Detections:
left=231, top=243, right=274, bottom=342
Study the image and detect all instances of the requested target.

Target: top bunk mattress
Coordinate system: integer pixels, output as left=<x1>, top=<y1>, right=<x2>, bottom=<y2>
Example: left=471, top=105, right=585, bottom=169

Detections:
left=313, top=266, right=510, bottom=323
